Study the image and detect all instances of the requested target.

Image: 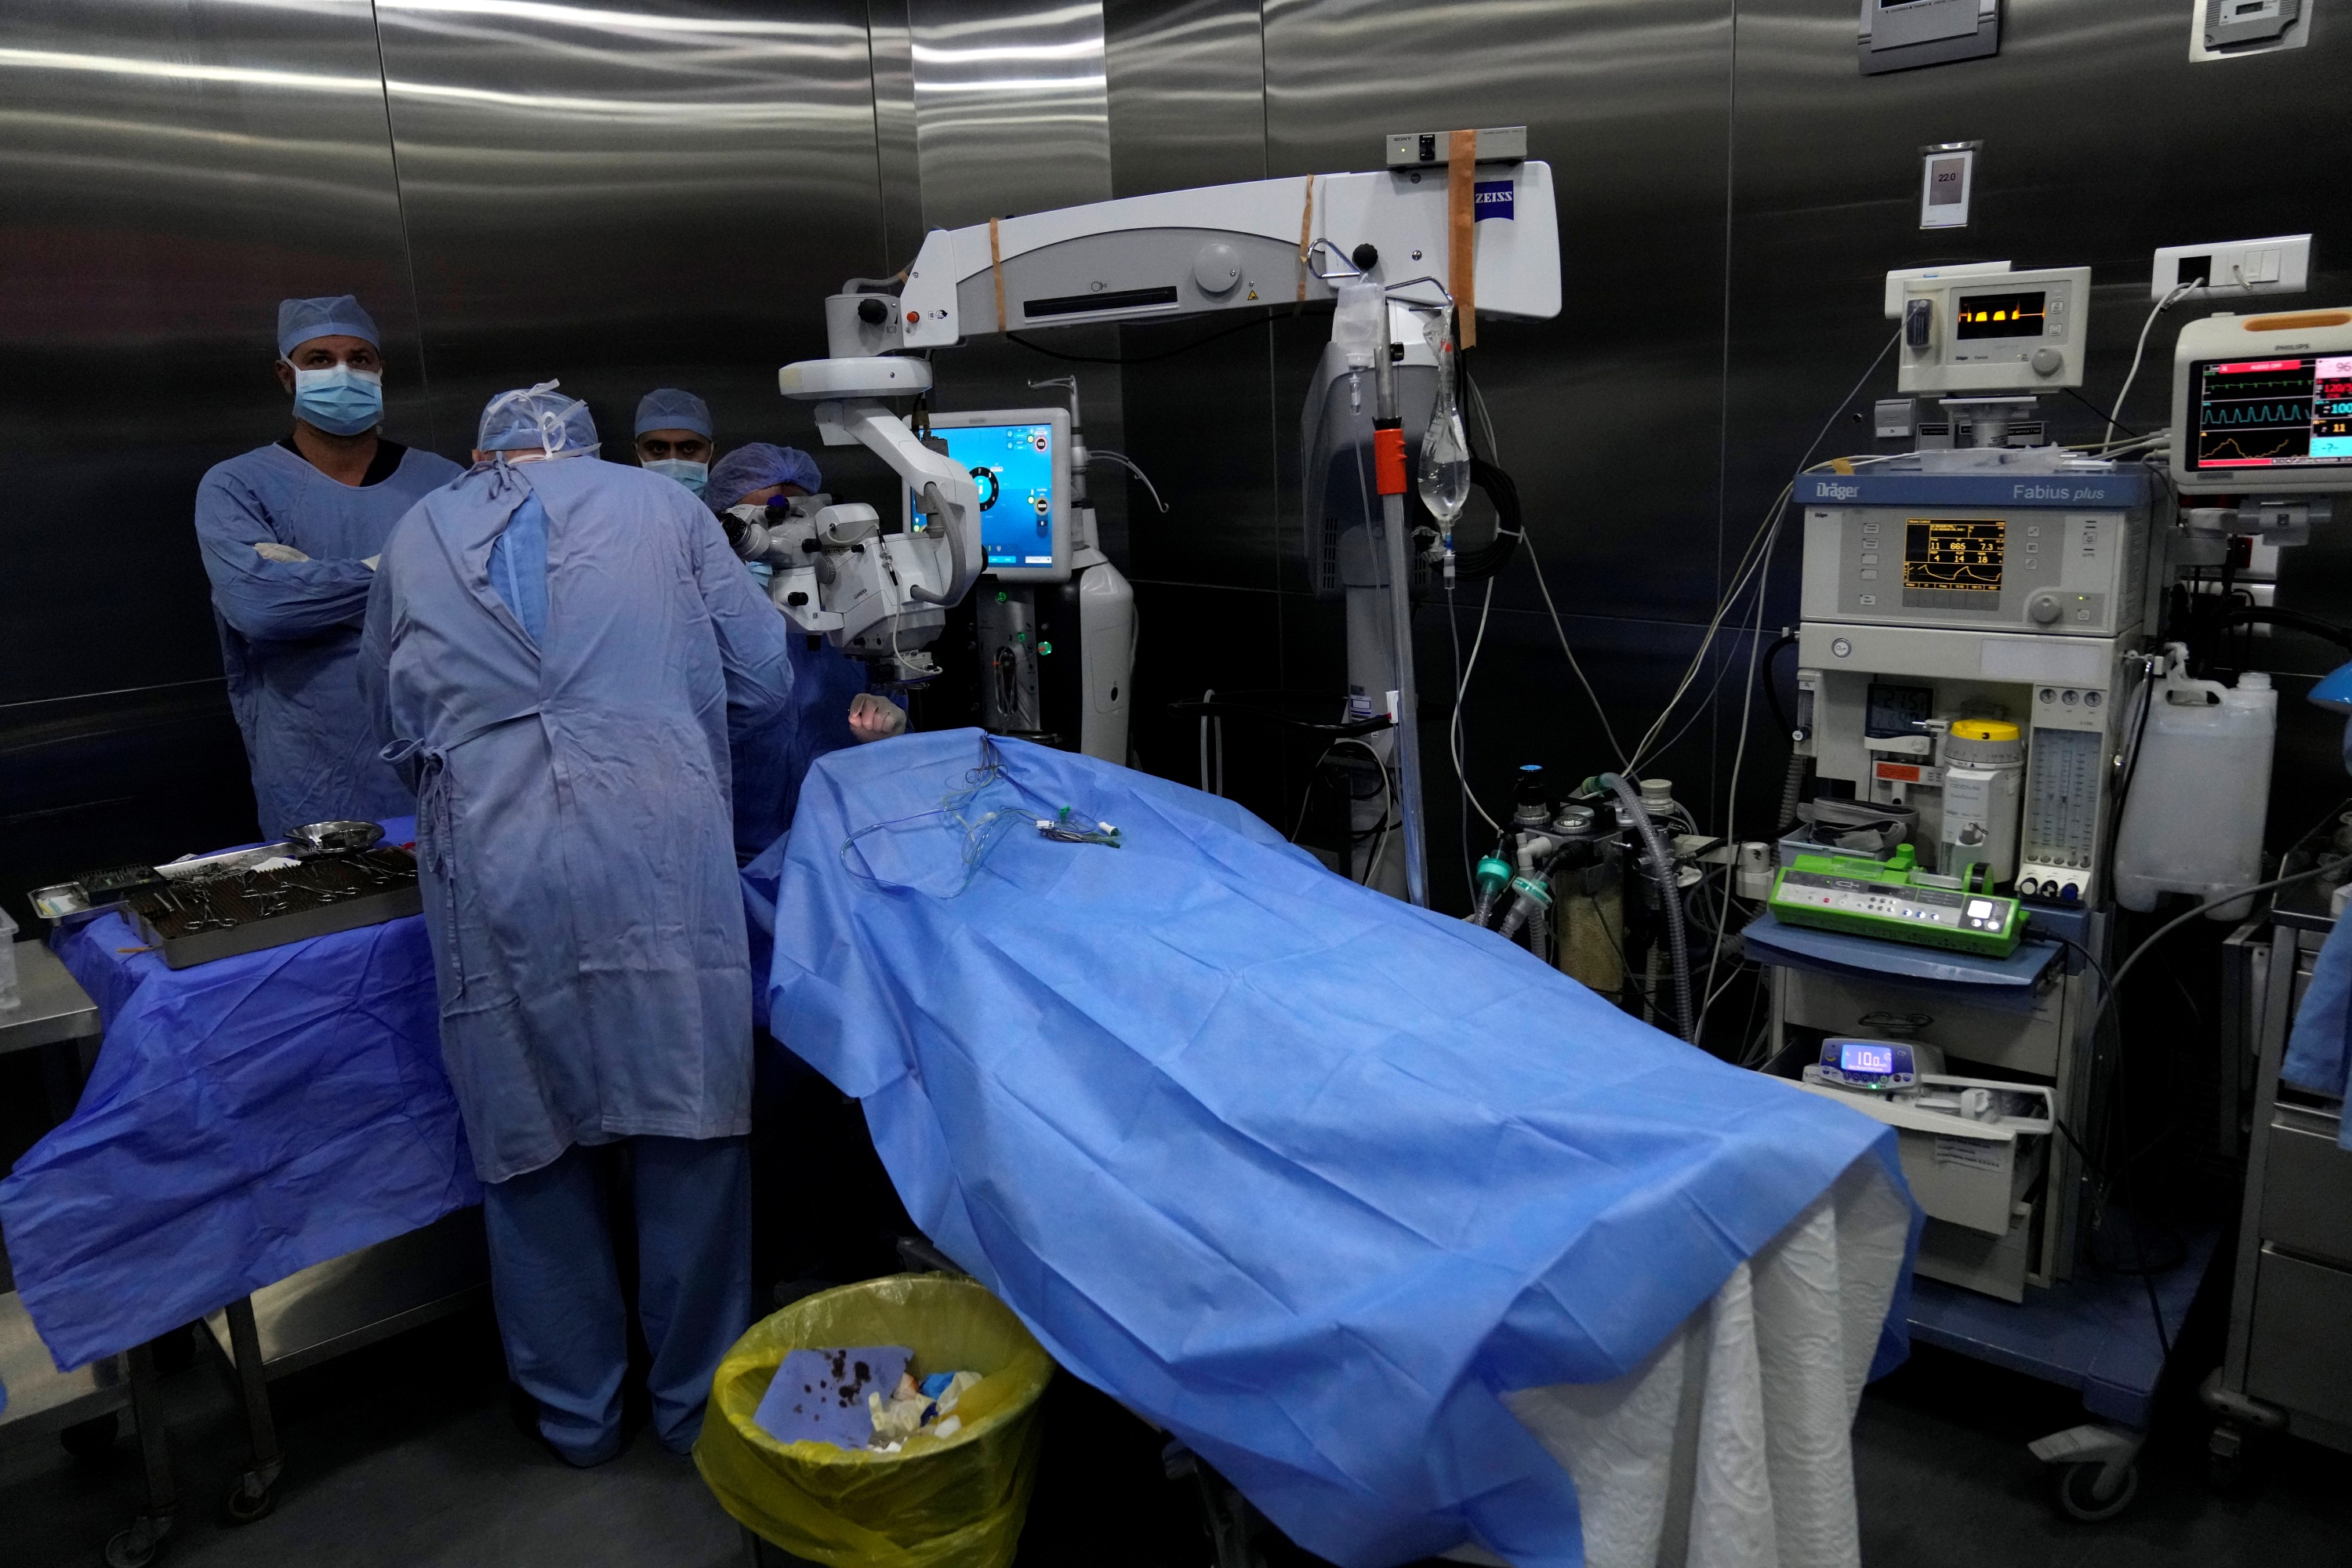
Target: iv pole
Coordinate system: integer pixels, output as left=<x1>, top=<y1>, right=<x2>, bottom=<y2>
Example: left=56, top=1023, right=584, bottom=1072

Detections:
left=1371, top=299, right=1431, bottom=908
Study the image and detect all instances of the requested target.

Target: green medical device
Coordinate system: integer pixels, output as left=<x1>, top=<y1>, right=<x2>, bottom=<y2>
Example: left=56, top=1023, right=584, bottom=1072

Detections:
left=1769, top=844, right=2027, bottom=958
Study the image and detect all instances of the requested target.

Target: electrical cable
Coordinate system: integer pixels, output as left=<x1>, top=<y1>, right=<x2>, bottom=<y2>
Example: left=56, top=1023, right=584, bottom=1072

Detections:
left=1624, top=325, right=1902, bottom=779
left=1451, top=578, right=1503, bottom=837
left=1464, top=365, right=1628, bottom=769
left=2062, top=384, right=2136, bottom=438
left=1515, top=529, right=1630, bottom=771
left=1447, top=584, right=1473, bottom=887
left=1088, top=449, right=1169, bottom=514
left=2194, top=604, right=2352, bottom=656
left=2101, top=284, right=2196, bottom=447
left=1700, top=525, right=1775, bottom=1034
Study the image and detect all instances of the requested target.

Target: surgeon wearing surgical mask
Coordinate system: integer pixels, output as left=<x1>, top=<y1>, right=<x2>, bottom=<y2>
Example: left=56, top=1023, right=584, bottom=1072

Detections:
left=634, top=387, right=713, bottom=497
left=194, top=296, right=463, bottom=836
left=706, top=442, right=906, bottom=860
left=361, top=383, right=797, bottom=1466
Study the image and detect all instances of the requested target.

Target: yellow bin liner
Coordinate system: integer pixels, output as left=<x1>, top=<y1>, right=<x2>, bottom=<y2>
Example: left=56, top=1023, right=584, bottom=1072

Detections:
left=695, top=1273, right=1055, bottom=1568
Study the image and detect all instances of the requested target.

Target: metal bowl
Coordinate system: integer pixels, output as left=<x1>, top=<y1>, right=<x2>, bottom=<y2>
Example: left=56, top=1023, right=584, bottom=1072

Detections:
left=285, top=820, right=385, bottom=855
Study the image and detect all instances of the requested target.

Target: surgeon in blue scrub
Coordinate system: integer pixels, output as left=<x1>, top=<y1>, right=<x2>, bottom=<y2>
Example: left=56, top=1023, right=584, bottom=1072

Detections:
left=2285, top=660, right=2352, bottom=1140
left=359, top=382, right=797, bottom=1465
left=194, top=296, right=463, bottom=834
left=706, top=442, right=904, bottom=859
left=633, top=387, right=715, bottom=497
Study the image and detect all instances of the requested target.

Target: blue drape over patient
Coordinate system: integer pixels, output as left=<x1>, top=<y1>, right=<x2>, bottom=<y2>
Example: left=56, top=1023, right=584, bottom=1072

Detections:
left=749, top=731, right=1911, bottom=1568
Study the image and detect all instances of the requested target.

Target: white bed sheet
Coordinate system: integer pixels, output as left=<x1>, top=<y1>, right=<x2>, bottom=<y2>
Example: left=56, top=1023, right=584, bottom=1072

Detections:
left=1444, top=1155, right=1913, bottom=1568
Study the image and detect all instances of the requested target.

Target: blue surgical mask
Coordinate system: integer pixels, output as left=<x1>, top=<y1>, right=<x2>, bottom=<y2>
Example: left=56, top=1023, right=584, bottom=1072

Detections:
left=288, top=362, right=384, bottom=436
left=644, top=458, right=709, bottom=496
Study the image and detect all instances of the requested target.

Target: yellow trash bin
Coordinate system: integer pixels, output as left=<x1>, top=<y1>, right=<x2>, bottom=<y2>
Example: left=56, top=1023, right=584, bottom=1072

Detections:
left=695, top=1273, right=1056, bottom=1568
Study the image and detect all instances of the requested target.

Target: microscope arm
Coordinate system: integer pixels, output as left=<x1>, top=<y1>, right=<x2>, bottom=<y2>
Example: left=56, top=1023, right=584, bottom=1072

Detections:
left=811, top=396, right=984, bottom=608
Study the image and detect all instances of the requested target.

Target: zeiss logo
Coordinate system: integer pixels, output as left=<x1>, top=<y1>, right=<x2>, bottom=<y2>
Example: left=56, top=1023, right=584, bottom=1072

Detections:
left=1473, top=180, right=1514, bottom=220
left=1818, top=481, right=1860, bottom=500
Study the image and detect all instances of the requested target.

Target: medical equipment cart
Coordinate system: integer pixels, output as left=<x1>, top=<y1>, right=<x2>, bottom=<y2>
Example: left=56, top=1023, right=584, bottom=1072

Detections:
left=2204, top=826, right=2352, bottom=1483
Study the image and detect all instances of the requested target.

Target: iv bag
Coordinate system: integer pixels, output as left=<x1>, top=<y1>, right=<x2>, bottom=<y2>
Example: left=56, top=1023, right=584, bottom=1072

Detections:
left=1418, top=312, right=1472, bottom=528
left=1333, top=281, right=1382, bottom=369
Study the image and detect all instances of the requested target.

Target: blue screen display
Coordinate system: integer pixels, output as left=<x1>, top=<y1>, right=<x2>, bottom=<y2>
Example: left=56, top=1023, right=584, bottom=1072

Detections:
left=1840, top=1042, right=1897, bottom=1076
left=925, top=423, right=1057, bottom=569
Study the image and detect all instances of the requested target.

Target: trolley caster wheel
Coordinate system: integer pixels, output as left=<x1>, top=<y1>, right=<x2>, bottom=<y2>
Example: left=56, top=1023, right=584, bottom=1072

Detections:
left=103, top=1508, right=174, bottom=1568
left=2206, top=1421, right=2263, bottom=1496
left=59, top=1410, right=120, bottom=1460
left=224, top=1476, right=276, bottom=1526
left=2056, top=1458, right=2139, bottom=1522
left=224, top=1458, right=282, bottom=1526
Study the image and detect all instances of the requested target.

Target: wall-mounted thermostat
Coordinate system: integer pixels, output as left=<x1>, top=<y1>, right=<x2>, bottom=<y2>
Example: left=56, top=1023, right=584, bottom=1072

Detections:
left=1920, top=142, right=1979, bottom=230
left=1862, top=0, right=2001, bottom=74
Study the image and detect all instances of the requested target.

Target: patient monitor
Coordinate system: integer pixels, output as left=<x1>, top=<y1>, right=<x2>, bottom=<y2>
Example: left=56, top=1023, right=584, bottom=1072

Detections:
left=2169, top=307, right=2352, bottom=496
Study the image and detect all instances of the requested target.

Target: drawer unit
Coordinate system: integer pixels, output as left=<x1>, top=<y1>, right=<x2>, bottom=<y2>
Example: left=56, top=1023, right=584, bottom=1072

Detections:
left=2245, top=1247, right=2352, bottom=1432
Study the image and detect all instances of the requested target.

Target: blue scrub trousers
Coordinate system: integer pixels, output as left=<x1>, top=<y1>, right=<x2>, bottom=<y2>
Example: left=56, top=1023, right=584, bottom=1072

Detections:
left=481, top=1134, right=752, bottom=1463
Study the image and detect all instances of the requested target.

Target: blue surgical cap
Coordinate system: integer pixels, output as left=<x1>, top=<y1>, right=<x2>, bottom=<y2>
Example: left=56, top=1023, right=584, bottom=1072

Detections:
left=277, top=295, right=380, bottom=358
left=707, top=443, right=824, bottom=511
left=635, top=388, right=713, bottom=440
left=477, top=380, right=599, bottom=456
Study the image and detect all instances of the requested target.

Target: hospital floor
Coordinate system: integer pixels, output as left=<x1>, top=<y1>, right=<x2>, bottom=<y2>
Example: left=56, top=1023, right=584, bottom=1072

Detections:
left=2, top=1292, right=2343, bottom=1568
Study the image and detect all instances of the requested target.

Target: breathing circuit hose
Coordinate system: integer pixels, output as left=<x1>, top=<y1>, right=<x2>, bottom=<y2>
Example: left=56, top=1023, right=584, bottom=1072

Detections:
left=1600, top=772, right=1695, bottom=1043
left=1776, top=751, right=1809, bottom=839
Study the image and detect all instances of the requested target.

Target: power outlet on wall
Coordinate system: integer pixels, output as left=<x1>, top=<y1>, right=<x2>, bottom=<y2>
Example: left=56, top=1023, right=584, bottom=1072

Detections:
left=2150, top=234, right=2311, bottom=299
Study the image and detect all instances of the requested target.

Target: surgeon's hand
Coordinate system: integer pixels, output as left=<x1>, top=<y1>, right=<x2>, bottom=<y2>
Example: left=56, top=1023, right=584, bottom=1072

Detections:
left=848, top=692, right=907, bottom=743
left=252, top=541, right=310, bottom=564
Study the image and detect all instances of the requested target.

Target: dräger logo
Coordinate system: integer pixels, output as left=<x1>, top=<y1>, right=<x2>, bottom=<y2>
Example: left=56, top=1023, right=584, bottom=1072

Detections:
left=1473, top=180, right=1514, bottom=220
left=1817, top=481, right=1860, bottom=499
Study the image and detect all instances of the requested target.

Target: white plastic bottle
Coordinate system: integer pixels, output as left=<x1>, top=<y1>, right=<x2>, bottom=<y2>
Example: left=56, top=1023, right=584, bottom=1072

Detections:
left=2113, top=648, right=2277, bottom=920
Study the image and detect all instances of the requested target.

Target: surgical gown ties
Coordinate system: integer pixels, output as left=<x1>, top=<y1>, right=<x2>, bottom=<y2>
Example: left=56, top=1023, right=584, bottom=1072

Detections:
left=361, top=453, right=794, bottom=1459
left=484, top=1136, right=752, bottom=1460
left=195, top=441, right=463, bottom=834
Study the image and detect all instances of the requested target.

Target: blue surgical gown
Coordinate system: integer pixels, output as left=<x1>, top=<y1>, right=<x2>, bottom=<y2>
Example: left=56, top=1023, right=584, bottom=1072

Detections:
left=731, top=633, right=869, bottom=861
left=2284, top=714, right=2352, bottom=1142
left=359, top=457, right=797, bottom=1182
left=196, top=439, right=463, bottom=835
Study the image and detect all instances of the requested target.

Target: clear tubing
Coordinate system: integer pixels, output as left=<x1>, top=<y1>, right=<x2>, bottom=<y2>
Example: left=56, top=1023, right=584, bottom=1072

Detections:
left=1602, top=772, right=1694, bottom=1042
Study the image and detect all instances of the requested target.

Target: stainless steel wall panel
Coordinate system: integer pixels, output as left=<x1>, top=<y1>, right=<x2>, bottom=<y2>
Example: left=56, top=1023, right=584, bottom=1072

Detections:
left=865, top=0, right=926, bottom=271
left=1103, top=0, right=1268, bottom=198
left=0, top=0, right=425, bottom=889
left=0, top=0, right=424, bottom=702
left=903, top=0, right=1114, bottom=228
left=372, top=0, right=883, bottom=462
left=900, top=0, right=1128, bottom=565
